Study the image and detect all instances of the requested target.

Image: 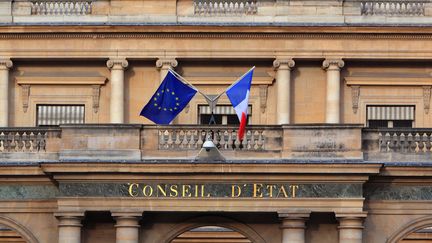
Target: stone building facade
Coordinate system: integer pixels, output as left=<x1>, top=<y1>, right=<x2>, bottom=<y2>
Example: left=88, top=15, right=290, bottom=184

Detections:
left=1, top=0, right=432, bottom=242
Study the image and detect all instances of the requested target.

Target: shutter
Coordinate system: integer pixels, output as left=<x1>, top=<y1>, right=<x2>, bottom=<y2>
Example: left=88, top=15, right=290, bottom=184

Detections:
left=37, top=105, right=85, bottom=126
left=367, top=106, right=415, bottom=120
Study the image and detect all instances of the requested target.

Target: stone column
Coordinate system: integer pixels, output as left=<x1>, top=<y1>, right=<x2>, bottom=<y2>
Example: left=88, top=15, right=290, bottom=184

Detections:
left=279, top=213, right=309, bottom=243
left=156, top=58, right=178, bottom=83
left=112, top=212, right=142, bottom=243
left=107, top=58, right=129, bottom=123
left=322, top=59, right=344, bottom=124
left=55, top=213, right=84, bottom=243
left=0, top=59, right=12, bottom=127
left=273, top=59, right=295, bottom=125
left=337, top=216, right=365, bottom=243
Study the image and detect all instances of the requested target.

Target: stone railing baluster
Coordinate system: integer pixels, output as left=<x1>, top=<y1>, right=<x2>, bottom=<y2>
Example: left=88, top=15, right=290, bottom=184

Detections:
left=0, top=128, right=58, bottom=153
left=30, top=1, right=93, bottom=16
left=360, top=0, right=426, bottom=16
left=193, top=0, right=257, bottom=16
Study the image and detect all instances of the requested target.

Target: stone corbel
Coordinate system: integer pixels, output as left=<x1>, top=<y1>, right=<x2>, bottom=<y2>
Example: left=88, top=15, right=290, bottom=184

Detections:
left=423, top=86, right=431, bottom=114
left=21, top=85, right=30, bottom=113
left=92, top=85, right=101, bottom=113
left=322, top=59, right=345, bottom=70
left=351, top=85, right=360, bottom=114
left=259, top=85, right=268, bottom=113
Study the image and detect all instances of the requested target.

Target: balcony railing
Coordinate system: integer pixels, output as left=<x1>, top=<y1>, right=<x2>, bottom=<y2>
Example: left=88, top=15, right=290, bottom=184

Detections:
left=193, top=1, right=258, bottom=16
left=360, top=1, right=427, bottom=16
left=30, top=1, right=93, bottom=15
left=0, top=128, right=61, bottom=153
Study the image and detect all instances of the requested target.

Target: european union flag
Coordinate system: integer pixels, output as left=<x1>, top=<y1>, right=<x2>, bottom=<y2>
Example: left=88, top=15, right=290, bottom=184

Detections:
left=140, top=71, right=197, bottom=124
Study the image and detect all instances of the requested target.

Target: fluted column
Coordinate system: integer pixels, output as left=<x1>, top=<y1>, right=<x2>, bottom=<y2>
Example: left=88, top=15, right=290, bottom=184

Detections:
left=273, top=59, right=295, bottom=124
left=322, top=59, right=344, bottom=124
left=0, top=59, right=12, bottom=127
left=337, top=216, right=365, bottom=243
left=55, top=213, right=84, bottom=243
left=156, top=58, right=178, bottom=83
left=112, top=212, right=141, bottom=243
left=107, top=58, right=128, bottom=123
left=279, top=213, right=309, bottom=243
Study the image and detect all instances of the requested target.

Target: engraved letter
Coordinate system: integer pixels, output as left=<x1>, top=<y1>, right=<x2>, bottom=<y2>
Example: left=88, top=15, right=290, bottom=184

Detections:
left=128, top=183, right=139, bottom=197
left=253, top=183, right=264, bottom=198
left=266, top=185, right=276, bottom=198
left=290, top=185, right=299, bottom=198
left=142, top=185, right=154, bottom=197
left=182, top=185, right=192, bottom=197
left=277, top=185, right=289, bottom=198
left=157, top=184, right=167, bottom=197
left=231, top=185, right=242, bottom=197
left=170, top=185, right=178, bottom=197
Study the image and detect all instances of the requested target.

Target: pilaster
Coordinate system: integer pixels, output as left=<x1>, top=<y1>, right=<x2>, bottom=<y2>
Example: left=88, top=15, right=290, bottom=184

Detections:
left=55, top=212, right=84, bottom=243
left=107, top=58, right=128, bottom=123
left=322, top=59, right=344, bottom=124
left=278, top=212, right=310, bottom=243
left=0, top=59, right=13, bottom=127
left=273, top=58, right=295, bottom=125
left=112, top=212, right=142, bottom=243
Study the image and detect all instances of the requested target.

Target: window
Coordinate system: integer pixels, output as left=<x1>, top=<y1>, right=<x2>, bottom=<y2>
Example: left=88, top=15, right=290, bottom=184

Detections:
left=36, top=105, right=85, bottom=126
left=198, top=105, right=252, bottom=125
left=366, top=105, right=414, bottom=128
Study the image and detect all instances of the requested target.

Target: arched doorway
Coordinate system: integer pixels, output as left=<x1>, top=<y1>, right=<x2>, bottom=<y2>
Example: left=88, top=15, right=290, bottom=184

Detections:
left=171, top=226, right=252, bottom=243
left=400, top=227, right=432, bottom=242
left=0, top=224, right=26, bottom=243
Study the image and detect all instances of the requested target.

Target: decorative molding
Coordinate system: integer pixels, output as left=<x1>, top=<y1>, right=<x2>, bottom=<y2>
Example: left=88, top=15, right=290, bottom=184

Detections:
left=106, top=58, right=128, bottom=70
left=0, top=59, right=13, bottom=70
left=16, top=76, right=107, bottom=85
left=21, top=85, right=30, bottom=113
left=156, top=58, right=178, bottom=69
left=3, top=33, right=432, bottom=40
left=273, top=59, right=295, bottom=70
left=92, top=85, right=101, bottom=114
left=322, top=59, right=345, bottom=70
left=259, top=85, right=268, bottom=114
left=351, top=85, right=360, bottom=114
left=423, top=86, right=431, bottom=114
left=345, top=76, right=432, bottom=86
left=184, top=76, right=273, bottom=85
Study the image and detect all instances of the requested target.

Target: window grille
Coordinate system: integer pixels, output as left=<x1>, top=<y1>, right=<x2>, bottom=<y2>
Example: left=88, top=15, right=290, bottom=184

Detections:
left=36, top=104, right=85, bottom=126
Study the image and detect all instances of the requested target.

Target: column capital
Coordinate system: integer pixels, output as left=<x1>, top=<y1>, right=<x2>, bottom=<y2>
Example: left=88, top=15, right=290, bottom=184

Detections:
left=336, top=213, right=367, bottom=230
left=107, top=58, right=129, bottom=70
left=54, top=212, right=85, bottom=227
left=156, top=58, right=178, bottom=69
left=278, top=212, right=310, bottom=229
left=273, top=58, right=295, bottom=70
left=112, top=212, right=142, bottom=229
left=322, top=59, right=345, bottom=70
left=0, top=59, right=13, bottom=70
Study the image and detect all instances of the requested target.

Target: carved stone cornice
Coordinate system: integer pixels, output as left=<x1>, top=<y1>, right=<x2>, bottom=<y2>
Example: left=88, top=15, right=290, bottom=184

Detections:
left=106, top=58, right=128, bottom=70
left=0, top=59, right=13, bottom=70
left=273, top=59, right=295, bottom=70
left=322, top=59, right=345, bottom=70
left=3, top=33, right=432, bottom=40
left=156, top=58, right=178, bottom=69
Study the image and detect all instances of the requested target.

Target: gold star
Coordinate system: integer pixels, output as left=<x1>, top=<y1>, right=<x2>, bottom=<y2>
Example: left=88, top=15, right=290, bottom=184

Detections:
left=175, top=97, right=179, bottom=100
left=154, top=103, right=157, bottom=106
left=174, top=107, right=177, bottom=110
left=169, top=108, right=173, bottom=111
left=161, top=90, right=164, bottom=93
left=176, top=103, right=180, bottom=106
left=167, top=88, right=170, bottom=92
left=163, top=108, right=167, bottom=111
left=153, top=97, right=157, bottom=101
left=158, top=107, right=161, bottom=110
left=157, top=93, right=160, bottom=96
left=171, top=92, right=175, bottom=95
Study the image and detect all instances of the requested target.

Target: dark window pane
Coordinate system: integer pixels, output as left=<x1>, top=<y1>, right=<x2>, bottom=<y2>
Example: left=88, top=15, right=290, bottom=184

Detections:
left=393, top=120, right=413, bottom=128
left=368, top=120, right=389, bottom=128
left=200, top=114, right=222, bottom=125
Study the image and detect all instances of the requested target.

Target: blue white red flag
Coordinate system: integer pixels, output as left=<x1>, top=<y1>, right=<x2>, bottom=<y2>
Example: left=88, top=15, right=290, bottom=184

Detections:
left=226, top=67, right=254, bottom=140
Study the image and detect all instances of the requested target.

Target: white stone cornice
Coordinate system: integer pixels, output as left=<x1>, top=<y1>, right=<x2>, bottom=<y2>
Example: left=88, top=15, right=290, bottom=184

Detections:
left=156, top=58, right=178, bottom=69
left=273, top=58, right=295, bottom=70
left=322, top=59, right=345, bottom=70
left=0, top=59, right=13, bottom=70
left=106, top=58, right=128, bottom=70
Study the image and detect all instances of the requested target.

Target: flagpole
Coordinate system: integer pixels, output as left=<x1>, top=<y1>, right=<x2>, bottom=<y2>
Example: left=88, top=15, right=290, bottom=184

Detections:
left=224, top=66, right=256, bottom=92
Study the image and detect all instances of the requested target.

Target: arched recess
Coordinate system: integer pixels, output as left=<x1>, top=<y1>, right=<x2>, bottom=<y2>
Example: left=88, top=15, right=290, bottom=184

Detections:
left=159, top=215, right=267, bottom=243
left=0, top=215, right=39, bottom=243
left=387, top=216, right=432, bottom=243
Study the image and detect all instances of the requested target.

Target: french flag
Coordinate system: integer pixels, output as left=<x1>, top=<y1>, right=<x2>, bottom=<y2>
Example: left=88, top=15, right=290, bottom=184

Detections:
left=226, top=67, right=254, bottom=140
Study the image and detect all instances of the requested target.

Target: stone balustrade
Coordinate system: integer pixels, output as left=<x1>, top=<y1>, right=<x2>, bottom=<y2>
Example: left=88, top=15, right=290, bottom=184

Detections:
left=5, top=124, right=425, bottom=162
left=0, top=127, right=60, bottom=153
left=30, top=1, right=93, bottom=15
left=157, top=125, right=266, bottom=151
left=360, top=1, right=426, bottom=16
left=193, top=1, right=258, bottom=16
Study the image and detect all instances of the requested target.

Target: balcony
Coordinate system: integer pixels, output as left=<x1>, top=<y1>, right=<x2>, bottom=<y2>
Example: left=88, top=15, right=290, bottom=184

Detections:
left=1, top=124, right=431, bottom=163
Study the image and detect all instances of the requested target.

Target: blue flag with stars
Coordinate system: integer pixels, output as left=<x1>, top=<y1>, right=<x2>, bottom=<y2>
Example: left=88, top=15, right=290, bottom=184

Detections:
left=140, top=71, right=197, bottom=125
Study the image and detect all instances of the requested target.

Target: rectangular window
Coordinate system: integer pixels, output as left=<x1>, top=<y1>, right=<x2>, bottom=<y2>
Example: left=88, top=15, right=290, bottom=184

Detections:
left=36, top=104, right=85, bottom=126
left=366, top=105, right=414, bottom=128
left=198, top=105, right=252, bottom=125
